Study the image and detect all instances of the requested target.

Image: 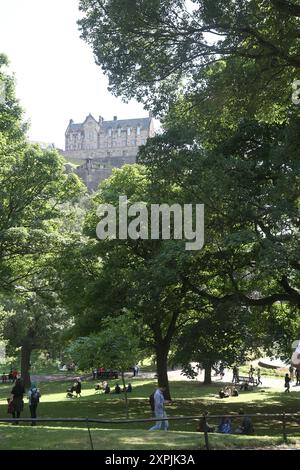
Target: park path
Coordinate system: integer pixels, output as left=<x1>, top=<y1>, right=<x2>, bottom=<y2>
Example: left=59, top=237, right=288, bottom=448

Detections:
left=30, top=367, right=300, bottom=394
left=30, top=373, right=90, bottom=383
left=128, top=366, right=300, bottom=393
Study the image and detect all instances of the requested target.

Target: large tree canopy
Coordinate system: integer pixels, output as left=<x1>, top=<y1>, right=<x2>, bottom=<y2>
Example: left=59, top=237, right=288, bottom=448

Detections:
left=71, top=1, right=300, bottom=388
left=78, top=0, right=300, bottom=116
left=0, top=55, right=85, bottom=385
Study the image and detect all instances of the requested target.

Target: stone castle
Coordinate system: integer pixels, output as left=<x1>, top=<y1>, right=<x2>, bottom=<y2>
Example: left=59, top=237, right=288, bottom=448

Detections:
left=63, top=113, right=155, bottom=191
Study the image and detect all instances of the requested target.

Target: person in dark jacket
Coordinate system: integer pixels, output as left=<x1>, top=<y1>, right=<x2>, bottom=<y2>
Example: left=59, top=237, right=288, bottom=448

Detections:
left=75, top=378, right=82, bottom=397
left=235, top=410, right=254, bottom=435
left=284, top=373, right=291, bottom=393
left=114, top=384, right=121, bottom=394
left=11, top=378, right=25, bottom=424
left=196, top=412, right=215, bottom=433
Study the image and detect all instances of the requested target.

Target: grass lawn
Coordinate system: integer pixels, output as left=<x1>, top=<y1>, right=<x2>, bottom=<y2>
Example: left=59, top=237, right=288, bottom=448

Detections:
left=0, top=378, right=299, bottom=449
left=0, top=426, right=298, bottom=450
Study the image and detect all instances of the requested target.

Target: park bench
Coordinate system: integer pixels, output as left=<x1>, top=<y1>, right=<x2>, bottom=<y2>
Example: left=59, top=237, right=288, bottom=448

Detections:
left=235, top=375, right=259, bottom=387
left=97, top=370, right=119, bottom=379
left=1, top=374, right=12, bottom=384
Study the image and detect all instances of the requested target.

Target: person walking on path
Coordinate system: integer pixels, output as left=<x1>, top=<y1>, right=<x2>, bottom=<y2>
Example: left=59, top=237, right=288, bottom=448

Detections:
left=149, top=386, right=169, bottom=431
left=219, top=363, right=225, bottom=379
left=28, top=383, right=41, bottom=426
left=11, top=378, right=25, bottom=424
left=284, top=373, right=291, bottom=393
left=296, top=369, right=300, bottom=386
left=75, top=378, right=82, bottom=397
left=232, top=365, right=239, bottom=383
left=289, top=365, right=294, bottom=382
left=249, top=365, right=255, bottom=380
left=257, top=367, right=262, bottom=385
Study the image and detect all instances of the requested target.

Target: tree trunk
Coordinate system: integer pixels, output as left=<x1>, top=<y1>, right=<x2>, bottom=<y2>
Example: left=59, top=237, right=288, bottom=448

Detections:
left=203, top=364, right=212, bottom=385
left=156, top=345, right=171, bottom=400
left=121, top=371, right=129, bottom=418
left=21, top=344, right=32, bottom=389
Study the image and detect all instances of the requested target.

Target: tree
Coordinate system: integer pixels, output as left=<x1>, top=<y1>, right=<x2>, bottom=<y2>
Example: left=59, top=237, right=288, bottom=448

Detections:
left=0, top=292, right=70, bottom=388
left=139, top=116, right=300, bottom=309
left=59, top=164, right=197, bottom=399
left=175, top=302, right=261, bottom=384
left=0, top=56, right=85, bottom=386
left=67, top=313, right=141, bottom=417
left=76, top=1, right=300, bottom=379
left=78, top=0, right=300, bottom=116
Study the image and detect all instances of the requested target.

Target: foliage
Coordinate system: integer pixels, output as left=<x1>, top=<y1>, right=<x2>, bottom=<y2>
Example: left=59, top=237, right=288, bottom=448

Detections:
left=78, top=0, right=300, bottom=117
left=67, top=313, right=141, bottom=372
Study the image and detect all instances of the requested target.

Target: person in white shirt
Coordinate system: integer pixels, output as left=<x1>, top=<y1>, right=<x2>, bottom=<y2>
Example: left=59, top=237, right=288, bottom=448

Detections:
left=149, top=386, right=169, bottom=431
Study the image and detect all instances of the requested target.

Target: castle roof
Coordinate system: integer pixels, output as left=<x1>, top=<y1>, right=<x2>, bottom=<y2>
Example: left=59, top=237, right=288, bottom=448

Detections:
left=67, top=116, right=152, bottom=133
left=102, top=117, right=151, bottom=130
left=68, top=123, right=83, bottom=132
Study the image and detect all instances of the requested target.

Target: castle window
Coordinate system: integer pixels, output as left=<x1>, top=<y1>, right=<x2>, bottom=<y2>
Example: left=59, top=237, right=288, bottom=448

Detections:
left=118, top=128, right=121, bottom=137
left=127, top=127, right=131, bottom=136
left=137, top=126, right=141, bottom=136
left=131, top=139, right=136, bottom=146
left=108, top=128, right=112, bottom=137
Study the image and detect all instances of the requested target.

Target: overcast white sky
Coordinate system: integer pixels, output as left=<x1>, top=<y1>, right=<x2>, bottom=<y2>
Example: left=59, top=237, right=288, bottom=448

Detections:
left=0, top=0, right=147, bottom=148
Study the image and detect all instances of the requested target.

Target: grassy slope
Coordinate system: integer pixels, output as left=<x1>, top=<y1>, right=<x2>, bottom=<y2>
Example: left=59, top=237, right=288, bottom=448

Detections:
left=0, top=378, right=299, bottom=449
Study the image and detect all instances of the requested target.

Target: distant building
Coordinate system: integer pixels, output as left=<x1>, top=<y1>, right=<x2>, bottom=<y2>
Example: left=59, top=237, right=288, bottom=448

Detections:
left=63, top=113, right=155, bottom=191
left=30, top=141, right=56, bottom=150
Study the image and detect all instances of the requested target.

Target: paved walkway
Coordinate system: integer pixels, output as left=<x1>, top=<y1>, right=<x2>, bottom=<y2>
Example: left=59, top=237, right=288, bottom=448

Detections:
left=30, top=367, right=300, bottom=393
left=127, top=367, right=300, bottom=393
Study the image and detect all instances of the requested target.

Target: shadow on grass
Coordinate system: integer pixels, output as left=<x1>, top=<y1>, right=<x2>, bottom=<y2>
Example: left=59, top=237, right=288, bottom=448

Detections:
left=0, top=379, right=299, bottom=437
left=0, top=425, right=298, bottom=450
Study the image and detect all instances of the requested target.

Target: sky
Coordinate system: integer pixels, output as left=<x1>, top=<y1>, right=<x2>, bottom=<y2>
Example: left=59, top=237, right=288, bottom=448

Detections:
left=0, top=0, right=148, bottom=148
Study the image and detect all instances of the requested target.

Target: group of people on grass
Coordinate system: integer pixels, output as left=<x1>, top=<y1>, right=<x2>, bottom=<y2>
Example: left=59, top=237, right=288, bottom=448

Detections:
left=95, top=381, right=132, bottom=394
left=5, top=361, right=299, bottom=431
left=219, top=386, right=239, bottom=399
left=147, top=385, right=254, bottom=435
left=196, top=410, right=254, bottom=435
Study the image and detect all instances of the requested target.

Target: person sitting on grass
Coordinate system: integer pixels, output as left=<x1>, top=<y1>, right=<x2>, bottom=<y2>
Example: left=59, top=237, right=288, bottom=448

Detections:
left=217, top=416, right=231, bottom=434
left=235, top=410, right=254, bottom=435
left=219, top=388, right=229, bottom=399
left=196, top=412, right=215, bottom=433
left=114, top=384, right=121, bottom=394
left=126, top=383, right=132, bottom=393
left=240, top=380, right=253, bottom=391
left=104, top=383, right=110, bottom=394
left=102, top=381, right=108, bottom=391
